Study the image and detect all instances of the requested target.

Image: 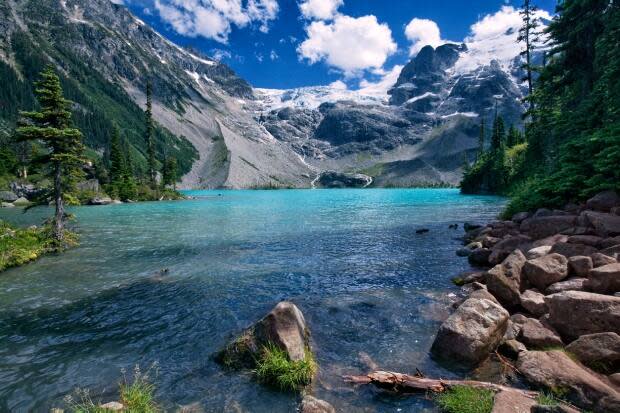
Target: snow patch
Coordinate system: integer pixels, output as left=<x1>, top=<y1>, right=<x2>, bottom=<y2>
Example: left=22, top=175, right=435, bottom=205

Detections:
left=185, top=70, right=200, bottom=83
left=406, top=92, right=438, bottom=104
left=440, top=112, right=479, bottom=119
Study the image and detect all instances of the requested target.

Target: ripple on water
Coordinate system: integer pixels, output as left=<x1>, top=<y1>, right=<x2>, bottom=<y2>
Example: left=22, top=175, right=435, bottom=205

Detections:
left=0, top=189, right=504, bottom=412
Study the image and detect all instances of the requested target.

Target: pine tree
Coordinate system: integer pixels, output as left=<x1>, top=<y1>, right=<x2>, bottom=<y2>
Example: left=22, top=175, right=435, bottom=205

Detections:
left=506, top=124, right=522, bottom=147
left=477, top=118, right=486, bottom=158
left=109, top=125, right=124, bottom=190
left=517, top=0, right=541, bottom=113
left=120, top=144, right=137, bottom=201
left=145, top=81, right=157, bottom=189
left=16, top=66, right=84, bottom=246
left=162, top=156, right=178, bottom=189
left=491, top=115, right=505, bottom=152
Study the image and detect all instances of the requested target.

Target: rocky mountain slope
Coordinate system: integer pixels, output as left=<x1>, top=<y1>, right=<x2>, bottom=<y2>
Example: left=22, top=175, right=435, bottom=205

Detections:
left=0, top=0, right=535, bottom=188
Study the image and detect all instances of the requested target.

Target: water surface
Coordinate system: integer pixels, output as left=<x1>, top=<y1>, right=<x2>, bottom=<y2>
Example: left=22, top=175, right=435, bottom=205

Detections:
left=0, top=189, right=504, bottom=412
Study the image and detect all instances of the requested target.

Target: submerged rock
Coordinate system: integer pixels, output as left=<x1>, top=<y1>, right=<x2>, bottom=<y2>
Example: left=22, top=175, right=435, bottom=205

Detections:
left=431, top=297, right=509, bottom=365
left=300, top=395, right=336, bottom=413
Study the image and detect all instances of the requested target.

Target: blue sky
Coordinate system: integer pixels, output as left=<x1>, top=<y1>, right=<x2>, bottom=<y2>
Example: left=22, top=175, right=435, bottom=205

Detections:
left=119, top=0, right=557, bottom=90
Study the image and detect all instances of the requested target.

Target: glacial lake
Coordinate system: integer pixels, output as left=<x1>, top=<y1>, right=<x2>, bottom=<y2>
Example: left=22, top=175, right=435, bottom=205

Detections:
left=0, top=189, right=505, bottom=412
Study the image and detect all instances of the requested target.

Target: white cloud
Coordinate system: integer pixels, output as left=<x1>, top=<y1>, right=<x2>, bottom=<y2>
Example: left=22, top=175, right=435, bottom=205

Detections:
left=329, top=79, right=347, bottom=90
left=358, top=64, right=403, bottom=98
left=404, top=18, right=445, bottom=56
left=454, top=5, right=552, bottom=73
left=299, top=0, right=343, bottom=20
left=270, top=49, right=279, bottom=60
left=110, top=0, right=125, bottom=4
left=297, top=15, right=397, bottom=76
left=154, top=0, right=279, bottom=43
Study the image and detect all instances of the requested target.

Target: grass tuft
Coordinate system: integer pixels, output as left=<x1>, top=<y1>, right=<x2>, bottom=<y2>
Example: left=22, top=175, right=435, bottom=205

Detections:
left=436, top=386, right=495, bottom=413
left=254, top=343, right=316, bottom=392
left=536, top=392, right=560, bottom=406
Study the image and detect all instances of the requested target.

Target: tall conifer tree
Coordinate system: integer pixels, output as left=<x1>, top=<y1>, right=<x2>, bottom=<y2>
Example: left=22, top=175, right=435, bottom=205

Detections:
left=145, top=81, right=157, bottom=188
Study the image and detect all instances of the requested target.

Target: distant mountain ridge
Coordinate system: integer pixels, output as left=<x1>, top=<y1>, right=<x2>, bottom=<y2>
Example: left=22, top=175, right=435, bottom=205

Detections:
left=0, top=0, right=538, bottom=188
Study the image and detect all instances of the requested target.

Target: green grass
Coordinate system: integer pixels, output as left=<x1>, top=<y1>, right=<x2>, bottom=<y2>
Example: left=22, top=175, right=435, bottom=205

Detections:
left=66, top=365, right=159, bottom=413
left=536, top=392, right=560, bottom=406
left=436, top=386, right=495, bottom=413
left=254, top=343, right=316, bottom=392
left=0, top=220, right=54, bottom=272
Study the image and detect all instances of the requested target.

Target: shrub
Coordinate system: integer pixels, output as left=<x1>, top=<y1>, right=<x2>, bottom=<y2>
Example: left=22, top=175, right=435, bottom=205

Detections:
left=254, top=343, right=316, bottom=392
left=436, top=386, right=494, bottom=413
left=0, top=220, right=57, bottom=271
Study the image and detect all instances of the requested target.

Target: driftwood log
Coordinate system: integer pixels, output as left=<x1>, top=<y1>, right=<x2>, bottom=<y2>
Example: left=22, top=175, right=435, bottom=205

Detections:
left=343, top=370, right=538, bottom=397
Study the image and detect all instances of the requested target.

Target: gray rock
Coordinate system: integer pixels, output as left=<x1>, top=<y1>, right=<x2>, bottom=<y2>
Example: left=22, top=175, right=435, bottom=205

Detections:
left=99, top=402, right=124, bottom=411
left=523, top=254, right=569, bottom=290
left=527, top=245, right=552, bottom=259
left=517, top=350, right=620, bottom=412
left=583, top=211, right=620, bottom=237
left=591, top=252, right=617, bottom=267
left=568, top=256, right=593, bottom=277
left=585, top=263, right=620, bottom=294
left=520, top=216, right=577, bottom=240
left=12, top=197, right=30, bottom=206
left=586, top=190, right=620, bottom=212
left=488, top=235, right=532, bottom=265
left=498, top=339, right=527, bottom=359
left=512, top=212, right=530, bottom=224
left=491, top=389, right=536, bottom=413
left=546, top=278, right=587, bottom=294
left=550, top=242, right=598, bottom=258
left=567, top=235, right=603, bottom=247
left=88, top=197, right=113, bottom=206
left=0, top=191, right=18, bottom=202
left=600, top=236, right=620, bottom=249
left=520, top=290, right=548, bottom=317
left=316, top=171, right=372, bottom=188
left=431, top=297, right=509, bottom=365
left=468, top=248, right=492, bottom=267
left=545, top=291, right=620, bottom=341
left=518, top=318, right=563, bottom=349
left=486, top=250, right=527, bottom=309
left=565, top=332, right=620, bottom=370
left=300, top=396, right=336, bottom=413
left=1, top=202, right=15, bottom=208
left=601, top=244, right=620, bottom=259
left=469, top=288, right=500, bottom=305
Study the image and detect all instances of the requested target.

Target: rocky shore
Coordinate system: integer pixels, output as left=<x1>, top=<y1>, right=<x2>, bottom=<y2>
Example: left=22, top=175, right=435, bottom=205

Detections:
left=440, top=190, right=620, bottom=412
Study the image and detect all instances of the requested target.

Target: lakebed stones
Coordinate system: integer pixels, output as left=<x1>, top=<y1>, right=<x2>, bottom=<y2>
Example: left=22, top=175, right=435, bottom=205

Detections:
left=523, top=253, right=568, bottom=291
left=300, top=396, right=336, bottom=413
left=545, top=291, right=620, bottom=341
left=517, top=350, right=620, bottom=412
left=586, top=263, right=620, bottom=294
left=565, top=332, right=620, bottom=371
left=217, top=301, right=311, bottom=368
left=431, top=298, right=509, bottom=365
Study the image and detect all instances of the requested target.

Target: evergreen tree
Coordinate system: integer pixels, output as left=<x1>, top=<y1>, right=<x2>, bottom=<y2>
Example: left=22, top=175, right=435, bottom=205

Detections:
left=145, top=81, right=157, bottom=189
left=506, top=125, right=522, bottom=147
left=491, top=115, right=505, bottom=152
left=16, top=66, right=84, bottom=246
left=109, top=125, right=124, bottom=188
left=477, top=118, right=486, bottom=158
left=517, top=0, right=541, bottom=113
left=162, top=156, right=178, bottom=190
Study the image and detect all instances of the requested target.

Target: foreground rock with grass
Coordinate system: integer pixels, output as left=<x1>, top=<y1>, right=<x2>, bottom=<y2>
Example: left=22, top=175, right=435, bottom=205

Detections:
left=216, top=301, right=317, bottom=392
left=434, top=190, right=620, bottom=412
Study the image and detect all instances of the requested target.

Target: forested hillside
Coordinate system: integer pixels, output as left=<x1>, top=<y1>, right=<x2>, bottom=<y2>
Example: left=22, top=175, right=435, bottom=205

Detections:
left=461, top=0, right=620, bottom=216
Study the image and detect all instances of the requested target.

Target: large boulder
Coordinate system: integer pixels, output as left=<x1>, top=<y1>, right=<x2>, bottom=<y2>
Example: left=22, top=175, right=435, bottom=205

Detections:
left=565, top=332, right=620, bottom=372
left=550, top=242, right=598, bottom=259
left=491, top=390, right=536, bottom=413
left=300, top=396, right=336, bottom=413
left=431, top=298, right=509, bottom=365
left=545, top=291, right=620, bottom=341
left=88, top=196, right=113, bottom=206
left=567, top=235, right=603, bottom=247
left=486, top=250, right=527, bottom=308
left=316, top=171, right=372, bottom=188
left=568, top=256, right=593, bottom=277
left=591, top=252, right=617, bottom=267
left=0, top=191, right=18, bottom=202
left=583, top=211, right=620, bottom=237
left=216, top=301, right=310, bottom=367
left=600, top=236, right=620, bottom=249
left=546, top=278, right=587, bottom=294
left=518, top=318, right=563, bottom=349
left=586, top=190, right=620, bottom=212
left=520, top=290, right=548, bottom=317
left=585, top=263, right=620, bottom=294
left=488, top=235, right=532, bottom=265
left=468, top=248, right=492, bottom=267
left=517, top=350, right=620, bottom=412
left=523, top=254, right=569, bottom=290
left=527, top=245, right=552, bottom=259
left=520, top=216, right=577, bottom=240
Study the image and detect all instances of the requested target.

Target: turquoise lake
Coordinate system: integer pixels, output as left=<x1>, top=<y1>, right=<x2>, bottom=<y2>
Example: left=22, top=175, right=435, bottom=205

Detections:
left=0, top=189, right=505, bottom=412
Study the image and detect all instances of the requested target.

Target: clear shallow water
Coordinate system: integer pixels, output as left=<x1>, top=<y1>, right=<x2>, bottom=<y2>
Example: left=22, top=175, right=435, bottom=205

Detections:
left=0, top=189, right=504, bottom=412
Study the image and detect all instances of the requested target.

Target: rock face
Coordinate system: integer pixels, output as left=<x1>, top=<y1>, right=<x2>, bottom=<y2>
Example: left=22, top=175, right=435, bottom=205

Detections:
left=431, top=298, right=509, bottom=365
left=586, top=190, right=620, bottom=212
left=517, top=350, right=620, bottom=412
left=217, top=301, right=310, bottom=367
left=523, top=254, right=569, bottom=290
left=545, top=291, right=620, bottom=341
left=586, top=263, right=620, bottom=294
left=300, top=396, right=336, bottom=413
left=486, top=250, right=527, bottom=308
left=315, top=171, right=372, bottom=188
left=565, top=332, right=620, bottom=370
left=518, top=318, right=563, bottom=349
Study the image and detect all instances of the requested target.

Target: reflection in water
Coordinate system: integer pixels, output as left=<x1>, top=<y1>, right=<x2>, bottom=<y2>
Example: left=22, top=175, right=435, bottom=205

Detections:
left=0, top=189, right=504, bottom=412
